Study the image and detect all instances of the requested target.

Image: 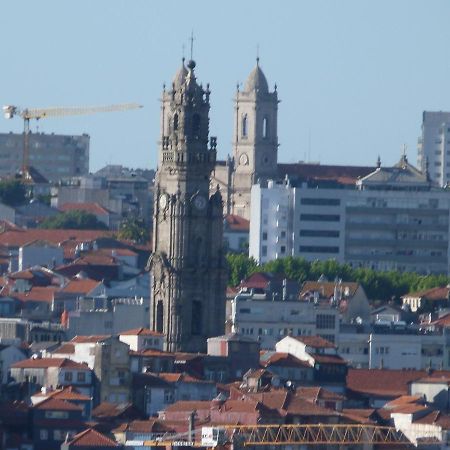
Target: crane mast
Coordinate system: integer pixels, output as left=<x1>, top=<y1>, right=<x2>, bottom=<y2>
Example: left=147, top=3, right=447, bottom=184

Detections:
left=2, top=103, right=142, bottom=176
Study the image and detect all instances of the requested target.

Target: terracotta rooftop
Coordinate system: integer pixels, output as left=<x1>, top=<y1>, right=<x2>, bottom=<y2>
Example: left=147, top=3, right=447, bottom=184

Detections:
left=0, top=227, right=110, bottom=248
left=53, top=343, right=75, bottom=354
left=262, top=352, right=310, bottom=368
left=61, top=278, right=100, bottom=294
left=402, top=286, right=450, bottom=301
left=414, top=410, right=450, bottom=429
left=8, top=286, right=57, bottom=304
left=290, top=335, right=336, bottom=349
left=429, top=313, right=450, bottom=328
left=34, top=397, right=82, bottom=411
left=34, top=386, right=91, bottom=402
left=278, top=162, right=374, bottom=186
left=296, top=386, right=345, bottom=402
left=224, top=214, right=250, bottom=232
left=347, top=369, right=435, bottom=398
left=60, top=202, right=110, bottom=216
left=159, top=372, right=209, bottom=384
left=12, top=357, right=90, bottom=370
left=71, top=335, right=111, bottom=344
left=300, top=281, right=360, bottom=300
left=67, top=428, right=119, bottom=447
left=113, top=419, right=176, bottom=434
left=120, top=327, right=164, bottom=337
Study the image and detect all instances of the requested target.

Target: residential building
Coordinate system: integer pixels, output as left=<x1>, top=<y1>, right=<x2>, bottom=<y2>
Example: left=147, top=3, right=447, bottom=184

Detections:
left=402, top=286, right=450, bottom=313
left=19, top=240, right=64, bottom=271
left=223, top=214, right=250, bottom=253
left=250, top=155, right=450, bottom=275
left=0, top=132, right=89, bottom=181
left=119, top=328, right=164, bottom=352
left=417, top=111, right=450, bottom=187
left=59, top=202, right=113, bottom=228
left=10, top=358, right=94, bottom=397
left=61, top=428, right=121, bottom=450
left=275, top=335, right=348, bottom=390
left=0, top=344, right=27, bottom=384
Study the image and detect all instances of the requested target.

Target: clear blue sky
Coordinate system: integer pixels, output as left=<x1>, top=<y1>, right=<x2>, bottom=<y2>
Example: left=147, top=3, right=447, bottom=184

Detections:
left=1, top=1, right=450, bottom=171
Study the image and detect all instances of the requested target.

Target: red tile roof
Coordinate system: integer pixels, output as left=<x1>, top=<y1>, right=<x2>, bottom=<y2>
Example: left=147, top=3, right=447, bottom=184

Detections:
left=224, top=215, right=250, bottom=232
left=120, top=327, right=164, bottom=337
left=300, top=281, right=360, bottom=299
left=291, top=335, right=336, bottom=349
left=8, top=286, right=57, bottom=303
left=34, top=386, right=91, bottom=402
left=60, top=202, right=110, bottom=216
left=262, top=352, right=310, bottom=368
left=414, top=410, right=450, bottom=429
left=12, top=357, right=90, bottom=370
left=34, top=397, right=82, bottom=411
left=278, top=162, right=374, bottom=186
left=53, top=343, right=75, bottom=354
left=71, top=335, right=110, bottom=344
left=159, top=372, right=210, bottom=384
left=67, top=428, right=120, bottom=447
left=61, top=278, right=100, bottom=294
left=0, top=228, right=110, bottom=248
left=113, top=419, right=176, bottom=434
left=347, top=369, right=430, bottom=397
left=402, top=286, right=449, bottom=301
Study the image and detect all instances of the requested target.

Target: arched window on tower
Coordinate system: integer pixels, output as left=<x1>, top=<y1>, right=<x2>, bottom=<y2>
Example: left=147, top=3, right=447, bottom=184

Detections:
left=156, top=300, right=164, bottom=333
left=263, top=116, right=269, bottom=139
left=173, top=113, right=179, bottom=131
left=242, top=114, right=248, bottom=138
left=192, top=114, right=200, bottom=138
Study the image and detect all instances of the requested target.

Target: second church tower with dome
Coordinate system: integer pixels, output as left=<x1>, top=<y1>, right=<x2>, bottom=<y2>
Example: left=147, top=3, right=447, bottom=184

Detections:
left=212, top=58, right=279, bottom=220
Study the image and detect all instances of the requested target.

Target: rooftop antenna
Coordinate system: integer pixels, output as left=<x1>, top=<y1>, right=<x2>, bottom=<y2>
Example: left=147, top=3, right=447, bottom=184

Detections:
left=189, top=30, right=195, bottom=60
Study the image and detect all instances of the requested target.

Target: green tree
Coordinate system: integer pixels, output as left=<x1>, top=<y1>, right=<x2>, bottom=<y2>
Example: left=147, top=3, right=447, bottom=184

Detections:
left=117, top=217, right=149, bottom=244
left=0, top=179, right=27, bottom=207
left=226, top=253, right=258, bottom=286
left=39, top=210, right=108, bottom=230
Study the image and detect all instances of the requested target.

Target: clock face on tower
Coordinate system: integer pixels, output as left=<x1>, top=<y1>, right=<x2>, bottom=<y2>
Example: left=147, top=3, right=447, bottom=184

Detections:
left=159, top=194, right=168, bottom=210
left=193, top=194, right=207, bottom=210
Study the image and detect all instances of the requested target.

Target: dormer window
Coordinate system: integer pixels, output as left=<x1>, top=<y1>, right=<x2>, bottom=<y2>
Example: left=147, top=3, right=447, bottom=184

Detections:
left=242, top=114, right=248, bottom=138
left=263, top=116, right=269, bottom=139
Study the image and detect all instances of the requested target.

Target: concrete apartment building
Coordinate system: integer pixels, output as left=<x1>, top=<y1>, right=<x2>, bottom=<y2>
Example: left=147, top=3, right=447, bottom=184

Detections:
left=417, top=111, right=450, bottom=187
left=250, top=155, right=450, bottom=274
left=0, top=132, right=89, bottom=181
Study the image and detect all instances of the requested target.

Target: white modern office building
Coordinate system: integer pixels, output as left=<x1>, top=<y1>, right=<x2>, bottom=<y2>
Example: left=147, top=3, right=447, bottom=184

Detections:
left=418, top=111, right=450, bottom=187
left=250, top=155, right=450, bottom=274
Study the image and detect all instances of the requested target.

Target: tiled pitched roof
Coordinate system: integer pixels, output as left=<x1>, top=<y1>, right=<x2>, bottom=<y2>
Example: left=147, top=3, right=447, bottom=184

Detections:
left=71, top=335, right=110, bottom=344
left=224, top=215, right=250, bottom=232
left=60, top=202, right=110, bottom=216
left=347, top=369, right=431, bottom=397
left=164, top=400, right=212, bottom=413
left=67, top=428, right=119, bottom=447
left=290, top=335, right=336, bottom=349
left=61, top=278, right=100, bottom=294
left=429, top=313, right=450, bottom=328
left=262, top=352, right=310, bottom=368
left=300, top=281, right=360, bottom=299
left=12, top=357, right=90, bottom=370
left=278, top=162, right=374, bottom=186
left=113, top=419, right=176, bottom=434
left=414, top=410, right=450, bottom=429
left=8, top=286, right=57, bottom=303
left=120, top=327, right=163, bottom=337
left=34, top=386, right=91, bottom=402
left=92, top=402, right=138, bottom=419
left=34, top=397, right=82, bottom=411
left=53, top=343, right=75, bottom=354
left=402, top=286, right=450, bottom=301
left=0, top=228, right=110, bottom=248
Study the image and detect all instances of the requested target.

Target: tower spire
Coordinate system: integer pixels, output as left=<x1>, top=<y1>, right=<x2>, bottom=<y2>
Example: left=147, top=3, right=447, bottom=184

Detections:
left=256, top=43, right=260, bottom=65
left=189, top=30, right=195, bottom=61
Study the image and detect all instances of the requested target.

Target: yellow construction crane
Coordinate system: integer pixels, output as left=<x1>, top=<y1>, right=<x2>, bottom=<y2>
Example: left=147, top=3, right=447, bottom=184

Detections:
left=134, top=424, right=437, bottom=448
left=2, top=103, right=142, bottom=176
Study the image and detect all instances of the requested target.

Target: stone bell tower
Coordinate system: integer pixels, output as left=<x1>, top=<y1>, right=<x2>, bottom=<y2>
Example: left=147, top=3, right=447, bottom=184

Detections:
left=148, top=58, right=227, bottom=353
left=232, top=58, right=279, bottom=219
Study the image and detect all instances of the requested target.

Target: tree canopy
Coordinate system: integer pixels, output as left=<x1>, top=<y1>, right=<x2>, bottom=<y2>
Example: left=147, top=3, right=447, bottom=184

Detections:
left=226, top=254, right=449, bottom=301
left=117, top=216, right=150, bottom=244
left=0, top=179, right=27, bottom=207
left=39, top=210, right=108, bottom=230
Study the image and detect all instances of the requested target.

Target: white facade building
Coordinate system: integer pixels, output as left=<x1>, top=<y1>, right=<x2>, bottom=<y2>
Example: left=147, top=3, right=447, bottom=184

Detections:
left=418, top=111, right=450, bottom=187
left=250, top=156, right=450, bottom=274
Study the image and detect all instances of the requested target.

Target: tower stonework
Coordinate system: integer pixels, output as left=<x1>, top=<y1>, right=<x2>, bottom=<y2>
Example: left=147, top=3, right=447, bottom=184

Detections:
left=148, top=59, right=227, bottom=353
left=231, top=59, right=279, bottom=219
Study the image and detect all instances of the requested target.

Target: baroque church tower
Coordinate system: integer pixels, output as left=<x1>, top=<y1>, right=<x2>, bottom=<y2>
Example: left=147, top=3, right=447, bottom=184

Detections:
left=231, top=59, right=279, bottom=219
left=148, top=59, right=227, bottom=353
